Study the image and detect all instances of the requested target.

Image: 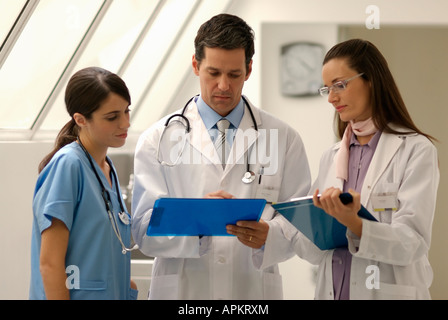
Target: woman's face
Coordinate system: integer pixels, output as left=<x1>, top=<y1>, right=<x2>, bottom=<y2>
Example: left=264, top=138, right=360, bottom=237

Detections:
left=322, top=58, right=372, bottom=123
left=78, top=92, right=131, bottom=150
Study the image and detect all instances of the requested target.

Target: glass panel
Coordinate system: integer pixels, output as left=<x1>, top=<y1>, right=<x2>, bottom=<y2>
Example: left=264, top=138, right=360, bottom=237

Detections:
left=40, top=0, right=160, bottom=131
left=130, top=0, right=231, bottom=132
left=122, top=0, right=197, bottom=128
left=0, top=0, right=103, bottom=130
left=0, top=0, right=27, bottom=46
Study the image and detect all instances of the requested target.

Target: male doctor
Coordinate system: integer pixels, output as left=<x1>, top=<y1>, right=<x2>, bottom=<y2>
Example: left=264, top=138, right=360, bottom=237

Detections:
left=132, top=14, right=311, bottom=300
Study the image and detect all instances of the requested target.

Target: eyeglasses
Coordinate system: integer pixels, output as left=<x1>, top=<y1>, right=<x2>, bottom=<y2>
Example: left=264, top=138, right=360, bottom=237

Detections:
left=318, top=73, right=364, bottom=96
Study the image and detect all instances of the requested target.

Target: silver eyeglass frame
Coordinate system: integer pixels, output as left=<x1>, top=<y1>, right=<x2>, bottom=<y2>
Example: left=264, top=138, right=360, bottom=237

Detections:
left=318, top=73, right=364, bottom=96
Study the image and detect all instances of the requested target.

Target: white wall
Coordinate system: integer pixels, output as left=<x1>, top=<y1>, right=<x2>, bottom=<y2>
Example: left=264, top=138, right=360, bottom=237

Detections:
left=0, top=142, right=52, bottom=299
left=259, top=23, right=338, bottom=299
left=1, top=0, right=448, bottom=299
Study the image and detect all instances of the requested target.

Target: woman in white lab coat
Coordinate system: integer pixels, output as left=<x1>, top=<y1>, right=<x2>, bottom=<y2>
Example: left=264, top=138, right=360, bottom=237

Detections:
left=288, top=39, right=438, bottom=299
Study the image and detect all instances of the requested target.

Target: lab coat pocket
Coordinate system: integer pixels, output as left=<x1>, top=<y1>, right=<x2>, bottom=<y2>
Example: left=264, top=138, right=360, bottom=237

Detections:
left=255, top=174, right=281, bottom=203
left=371, top=182, right=399, bottom=224
left=371, top=282, right=417, bottom=300
left=262, top=271, right=283, bottom=300
left=148, top=274, right=179, bottom=300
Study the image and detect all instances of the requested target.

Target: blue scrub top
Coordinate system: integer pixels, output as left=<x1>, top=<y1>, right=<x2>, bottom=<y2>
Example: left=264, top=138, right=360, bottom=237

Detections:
left=29, top=142, right=137, bottom=300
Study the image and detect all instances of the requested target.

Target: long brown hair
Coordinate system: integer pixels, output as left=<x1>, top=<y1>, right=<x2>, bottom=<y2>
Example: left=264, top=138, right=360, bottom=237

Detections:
left=38, top=67, right=131, bottom=173
left=324, top=39, right=435, bottom=142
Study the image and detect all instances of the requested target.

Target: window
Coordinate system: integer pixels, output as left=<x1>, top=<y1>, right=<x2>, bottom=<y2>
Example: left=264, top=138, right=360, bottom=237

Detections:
left=0, top=0, right=233, bottom=140
left=39, top=0, right=161, bottom=132
left=0, top=0, right=28, bottom=46
left=0, top=0, right=104, bottom=130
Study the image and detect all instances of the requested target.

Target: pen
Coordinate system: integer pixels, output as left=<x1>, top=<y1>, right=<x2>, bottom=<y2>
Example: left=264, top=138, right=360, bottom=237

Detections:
left=258, top=167, right=264, bottom=184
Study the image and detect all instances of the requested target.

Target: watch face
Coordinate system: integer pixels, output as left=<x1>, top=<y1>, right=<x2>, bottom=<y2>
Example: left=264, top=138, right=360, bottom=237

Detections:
left=281, top=42, right=325, bottom=96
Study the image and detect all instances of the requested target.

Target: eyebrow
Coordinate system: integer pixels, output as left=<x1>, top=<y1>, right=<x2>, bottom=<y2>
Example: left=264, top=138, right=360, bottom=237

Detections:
left=102, top=106, right=130, bottom=116
left=104, top=110, right=120, bottom=115
left=331, top=76, right=345, bottom=84
left=323, top=76, right=345, bottom=87
left=206, top=66, right=243, bottom=74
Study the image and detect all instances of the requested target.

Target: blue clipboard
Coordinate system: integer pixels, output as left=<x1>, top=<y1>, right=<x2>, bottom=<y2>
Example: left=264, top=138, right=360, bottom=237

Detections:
left=272, top=193, right=377, bottom=250
left=146, top=198, right=267, bottom=236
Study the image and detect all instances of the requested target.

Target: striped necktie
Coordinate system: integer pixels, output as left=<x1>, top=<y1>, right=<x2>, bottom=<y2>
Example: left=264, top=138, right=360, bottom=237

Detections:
left=215, top=119, right=230, bottom=168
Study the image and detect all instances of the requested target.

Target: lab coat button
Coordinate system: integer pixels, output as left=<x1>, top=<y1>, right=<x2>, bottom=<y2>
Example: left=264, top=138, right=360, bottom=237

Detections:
left=218, top=257, right=226, bottom=263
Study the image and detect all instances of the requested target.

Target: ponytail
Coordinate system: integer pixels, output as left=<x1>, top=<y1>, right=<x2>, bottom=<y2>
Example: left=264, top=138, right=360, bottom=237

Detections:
left=38, top=119, right=79, bottom=173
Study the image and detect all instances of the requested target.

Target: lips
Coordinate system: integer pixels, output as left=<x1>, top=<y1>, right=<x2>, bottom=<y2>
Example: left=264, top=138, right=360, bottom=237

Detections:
left=117, top=133, right=128, bottom=139
left=214, top=95, right=231, bottom=101
left=335, top=105, right=346, bottom=112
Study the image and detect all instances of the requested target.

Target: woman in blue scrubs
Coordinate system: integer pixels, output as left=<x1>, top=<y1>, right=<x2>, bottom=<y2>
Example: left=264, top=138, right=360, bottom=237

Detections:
left=30, top=67, right=138, bottom=300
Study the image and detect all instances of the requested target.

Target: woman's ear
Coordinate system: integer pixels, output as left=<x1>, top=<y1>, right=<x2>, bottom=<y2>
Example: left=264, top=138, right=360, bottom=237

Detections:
left=73, top=113, right=87, bottom=128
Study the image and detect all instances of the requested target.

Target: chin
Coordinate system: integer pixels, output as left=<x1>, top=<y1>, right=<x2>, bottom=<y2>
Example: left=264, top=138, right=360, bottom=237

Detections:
left=110, top=141, right=126, bottom=149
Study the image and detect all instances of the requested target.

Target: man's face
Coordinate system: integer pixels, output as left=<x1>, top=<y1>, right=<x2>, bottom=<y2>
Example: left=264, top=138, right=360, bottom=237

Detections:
left=192, top=47, right=252, bottom=117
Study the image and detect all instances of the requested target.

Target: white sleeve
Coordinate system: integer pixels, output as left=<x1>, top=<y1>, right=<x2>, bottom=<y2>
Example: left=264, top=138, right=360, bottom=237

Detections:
left=254, top=129, right=313, bottom=269
left=131, top=129, right=204, bottom=258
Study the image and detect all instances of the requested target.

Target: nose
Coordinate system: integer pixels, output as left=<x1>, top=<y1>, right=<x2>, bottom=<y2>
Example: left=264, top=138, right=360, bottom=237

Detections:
left=327, top=89, right=339, bottom=104
left=121, top=112, right=131, bottom=129
left=217, top=75, right=230, bottom=91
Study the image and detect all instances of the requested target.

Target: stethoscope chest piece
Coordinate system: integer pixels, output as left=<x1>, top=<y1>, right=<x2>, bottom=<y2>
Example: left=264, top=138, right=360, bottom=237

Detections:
left=118, top=211, right=130, bottom=225
left=242, top=171, right=256, bottom=184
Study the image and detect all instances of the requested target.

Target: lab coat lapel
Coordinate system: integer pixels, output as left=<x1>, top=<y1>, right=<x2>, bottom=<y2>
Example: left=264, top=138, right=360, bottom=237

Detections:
left=186, top=101, right=225, bottom=168
left=361, top=131, right=403, bottom=204
left=325, top=142, right=345, bottom=190
left=223, top=102, right=261, bottom=174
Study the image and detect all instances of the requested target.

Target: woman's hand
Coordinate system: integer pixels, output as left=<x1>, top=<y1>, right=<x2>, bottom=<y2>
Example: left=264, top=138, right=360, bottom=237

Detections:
left=313, top=187, right=363, bottom=237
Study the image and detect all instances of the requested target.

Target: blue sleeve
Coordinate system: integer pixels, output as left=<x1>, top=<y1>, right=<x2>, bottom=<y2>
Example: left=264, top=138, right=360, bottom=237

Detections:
left=32, top=152, right=82, bottom=233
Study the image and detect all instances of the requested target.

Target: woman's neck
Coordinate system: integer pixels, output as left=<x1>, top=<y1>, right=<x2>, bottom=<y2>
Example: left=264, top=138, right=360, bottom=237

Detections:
left=356, top=134, right=375, bottom=146
left=78, top=135, right=107, bottom=167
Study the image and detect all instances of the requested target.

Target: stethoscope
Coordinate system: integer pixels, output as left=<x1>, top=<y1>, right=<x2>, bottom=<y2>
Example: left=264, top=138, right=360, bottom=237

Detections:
left=157, top=95, right=258, bottom=184
left=77, top=137, right=139, bottom=254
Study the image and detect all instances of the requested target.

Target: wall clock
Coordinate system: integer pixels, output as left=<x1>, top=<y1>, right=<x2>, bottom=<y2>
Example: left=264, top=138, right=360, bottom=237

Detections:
left=280, top=42, right=325, bottom=97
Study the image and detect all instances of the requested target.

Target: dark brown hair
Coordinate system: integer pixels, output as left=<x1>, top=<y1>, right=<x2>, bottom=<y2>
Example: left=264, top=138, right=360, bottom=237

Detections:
left=38, top=67, right=131, bottom=173
left=324, top=39, right=435, bottom=142
left=194, top=13, right=255, bottom=72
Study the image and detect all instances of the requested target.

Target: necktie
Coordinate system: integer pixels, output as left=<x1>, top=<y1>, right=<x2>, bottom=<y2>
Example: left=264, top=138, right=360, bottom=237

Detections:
left=215, top=119, right=230, bottom=168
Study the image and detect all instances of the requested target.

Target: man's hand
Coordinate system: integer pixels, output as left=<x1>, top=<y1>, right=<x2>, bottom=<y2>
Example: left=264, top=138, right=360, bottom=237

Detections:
left=226, top=220, right=269, bottom=249
left=204, top=190, right=269, bottom=248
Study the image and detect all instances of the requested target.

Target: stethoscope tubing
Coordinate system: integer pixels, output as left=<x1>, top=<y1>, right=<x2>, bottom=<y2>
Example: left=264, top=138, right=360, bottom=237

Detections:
left=77, top=137, right=136, bottom=254
left=158, top=95, right=258, bottom=183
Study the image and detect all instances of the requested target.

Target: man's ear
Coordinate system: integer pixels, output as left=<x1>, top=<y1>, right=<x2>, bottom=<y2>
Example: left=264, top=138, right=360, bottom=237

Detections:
left=73, top=113, right=87, bottom=128
left=245, top=59, right=253, bottom=81
left=192, top=54, right=200, bottom=76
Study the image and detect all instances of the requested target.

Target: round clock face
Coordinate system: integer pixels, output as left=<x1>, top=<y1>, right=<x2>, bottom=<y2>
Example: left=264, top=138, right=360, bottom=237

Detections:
left=281, top=42, right=325, bottom=96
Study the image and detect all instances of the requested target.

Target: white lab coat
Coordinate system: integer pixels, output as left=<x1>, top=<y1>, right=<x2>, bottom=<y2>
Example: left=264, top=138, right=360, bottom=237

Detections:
left=131, top=97, right=311, bottom=300
left=263, top=125, right=439, bottom=299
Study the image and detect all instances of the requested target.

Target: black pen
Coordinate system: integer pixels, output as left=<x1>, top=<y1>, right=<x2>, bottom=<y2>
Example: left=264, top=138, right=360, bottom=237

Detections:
left=258, top=167, right=264, bottom=184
